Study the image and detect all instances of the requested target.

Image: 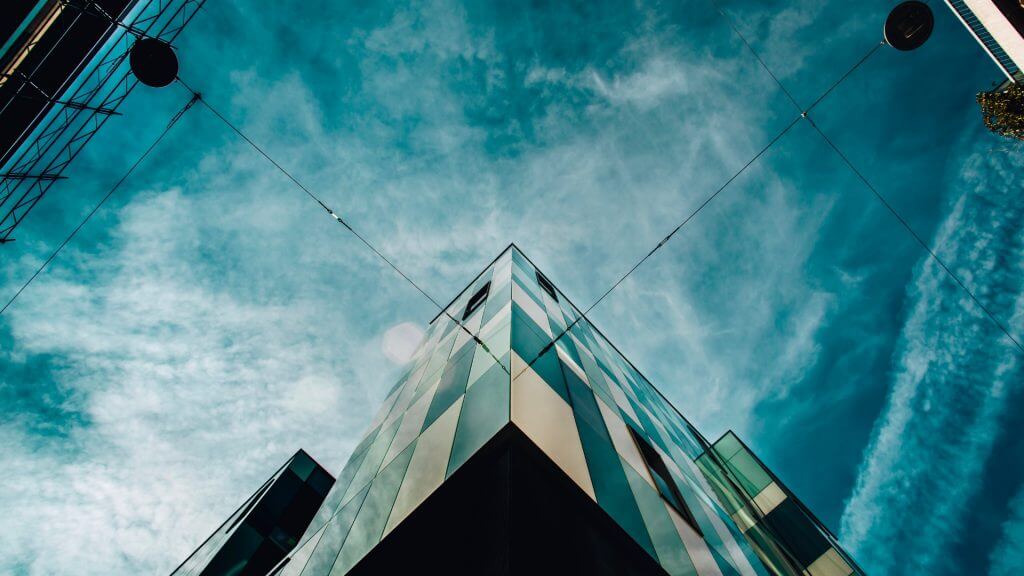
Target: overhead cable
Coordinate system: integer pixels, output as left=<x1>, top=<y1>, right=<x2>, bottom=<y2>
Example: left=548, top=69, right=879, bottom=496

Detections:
left=514, top=26, right=938, bottom=380
left=0, top=91, right=202, bottom=317
left=810, top=119, right=1024, bottom=354
left=712, top=7, right=1024, bottom=356
left=173, top=78, right=510, bottom=374
left=513, top=112, right=802, bottom=381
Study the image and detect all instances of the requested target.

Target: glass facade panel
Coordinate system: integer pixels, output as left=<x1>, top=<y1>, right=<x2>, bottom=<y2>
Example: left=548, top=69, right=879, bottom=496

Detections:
left=341, top=419, right=401, bottom=506
left=300, top=486, right=369, bottom=576
left=421, top=340, right=475, bottom=431
left=569, top=378, right=654, bottom=557
left=331, top=443, right=416, bottom=574
left=446, top=360, right=509, bottom=476
left=384, top=397, right=463, bottom=535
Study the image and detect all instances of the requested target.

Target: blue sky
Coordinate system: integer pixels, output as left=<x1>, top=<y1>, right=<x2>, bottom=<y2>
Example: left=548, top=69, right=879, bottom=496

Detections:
left=1, top=0, right=1022, bottom=573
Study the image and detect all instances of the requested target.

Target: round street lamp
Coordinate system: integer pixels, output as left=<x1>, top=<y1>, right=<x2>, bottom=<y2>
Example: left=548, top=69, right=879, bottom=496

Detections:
left=885, top=1, right=934, bottom=51
left=130, top=38, right=179, bottom=88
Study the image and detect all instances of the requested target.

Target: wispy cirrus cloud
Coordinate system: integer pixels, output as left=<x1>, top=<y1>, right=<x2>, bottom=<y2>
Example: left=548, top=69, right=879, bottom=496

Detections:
left=991, top=487, right=1024, bottom=575
left=839, top=147, right=1024, bottom=575
left=0, top=184, right=405, bottom=573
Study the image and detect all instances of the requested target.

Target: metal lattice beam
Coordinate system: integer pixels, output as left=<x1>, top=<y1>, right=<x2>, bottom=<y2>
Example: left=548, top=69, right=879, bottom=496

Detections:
left=0, top=0, right=205, bottom=243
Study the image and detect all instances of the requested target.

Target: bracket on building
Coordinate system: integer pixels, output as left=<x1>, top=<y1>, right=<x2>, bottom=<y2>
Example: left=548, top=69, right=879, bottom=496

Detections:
left=0, top=173, right=67, bottom=182
left=2, top=73, right=121, bottom=115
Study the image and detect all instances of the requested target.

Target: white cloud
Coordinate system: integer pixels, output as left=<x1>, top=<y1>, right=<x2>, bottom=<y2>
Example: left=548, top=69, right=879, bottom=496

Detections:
left=839, top=148, right=1024, bottom=574
left=990, top=486, right=1024, bottom=575
left=0, top=186, right=400, bottom=573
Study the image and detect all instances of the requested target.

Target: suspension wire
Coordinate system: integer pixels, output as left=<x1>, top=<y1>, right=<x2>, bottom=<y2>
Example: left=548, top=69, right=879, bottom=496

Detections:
left=173, top=78, right=510, bottom=374
left=512, top=113, right=802, bottom=380
left=511, top=19, right=995, bottom=381
left=711, top=8, right=1024, bottom=356
left=802, top=41, right=885, bottom=116
left=711, top=0, right=885, bottom=117
left=0, top=92, right=202, bottom=317
left=709, top=0, right=803, bottom=112
left=810, top=119, right=1024, bottom=354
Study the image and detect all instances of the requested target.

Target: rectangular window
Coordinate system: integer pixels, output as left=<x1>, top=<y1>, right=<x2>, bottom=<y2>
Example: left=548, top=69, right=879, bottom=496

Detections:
left=628, top=426, right=703, bottom=536
left=463, top=281, right=490, bottom=320
left=535, top=271, right=558, bottom=301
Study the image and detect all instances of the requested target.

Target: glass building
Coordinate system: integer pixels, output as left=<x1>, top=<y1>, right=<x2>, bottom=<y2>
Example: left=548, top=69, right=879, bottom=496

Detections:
left=263, top=245, right=861, bottom=576
left=172, top=450, right=334, bottom=576
left=696, top=432, right=865, bottom=576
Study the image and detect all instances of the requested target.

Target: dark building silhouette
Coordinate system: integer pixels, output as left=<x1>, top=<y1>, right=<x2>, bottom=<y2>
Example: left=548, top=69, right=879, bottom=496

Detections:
left=171, top=450, right=334, bottom=576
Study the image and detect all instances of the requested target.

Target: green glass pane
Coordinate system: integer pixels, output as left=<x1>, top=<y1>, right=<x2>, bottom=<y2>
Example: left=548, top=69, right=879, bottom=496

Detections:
left=742, top=525, right=786, bottom=576
left=422, top=341, right=476, bottom=432
left=531, top=345, right=569, bottom=404
left=557, top=333, right=583, bottom=368
left=708, top=546, right=743, bottom=576
left=629, top=400, right=673, bottom=457
left=304, top=447, right=366, bottom=538
left=712, top=432, right=745, bottom=460
left=684, top=493, right=739, bottom=576
left=564, top=365, right=602, bottom=431
left=623, top=462, right=698, bottom=576
left=511, top=247, right=530, bottom=271
left=510, top=304, right=546, bottom=359
left=727, top=450, right=773, bottom=497
left=510, top=305, right=568, bottom=402
left=576, top=342, right=617, bottom=409
left=434, top=313, right=458, bottom=340
left=419, top=333, right=457, bottom=389
left=566, top=372, right=654, bottom=559
left=544, top=297, right=567, bottom=331
left=482, top=275, right=512, bottom=327
left=299, top=485, right=370, bottom=576
left=446, top=360, right=510, bottom=477
left=331, top=443, right=417, bottom=575
left=466, top=345, right=495, bottom=390
left=693, top=456, right=745, bottom=515
left=343, top=419, right=401, bottom=504
left=511, top=269, right=544, bottom=308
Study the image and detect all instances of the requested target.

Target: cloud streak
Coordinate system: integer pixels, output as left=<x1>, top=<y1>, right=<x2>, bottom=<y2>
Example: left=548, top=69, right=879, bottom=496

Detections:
left=991, top=486, right=1024, bottom=575
left=839, top=147, right=1024, bottom=575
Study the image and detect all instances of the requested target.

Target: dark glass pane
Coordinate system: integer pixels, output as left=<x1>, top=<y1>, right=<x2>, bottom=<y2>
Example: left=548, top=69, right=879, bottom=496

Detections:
left=762, top=499, right=831, bottom=568
left=463, top=281, right=490, bottom=320
left=288, top=453, right=316, bottom=482
left=306, top=467, right=334, bottom=498
left=535, top=270, right=558, bottom=301
left=248, top=471, right=303, bottom=537
left=200, top=523, right=263, bottom=576
left=628, top=426, right=702, bottom=537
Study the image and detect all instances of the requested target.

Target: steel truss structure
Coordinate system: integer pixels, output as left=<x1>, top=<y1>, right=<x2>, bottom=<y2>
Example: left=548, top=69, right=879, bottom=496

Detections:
left=0, top=0, right=205, bottom=244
